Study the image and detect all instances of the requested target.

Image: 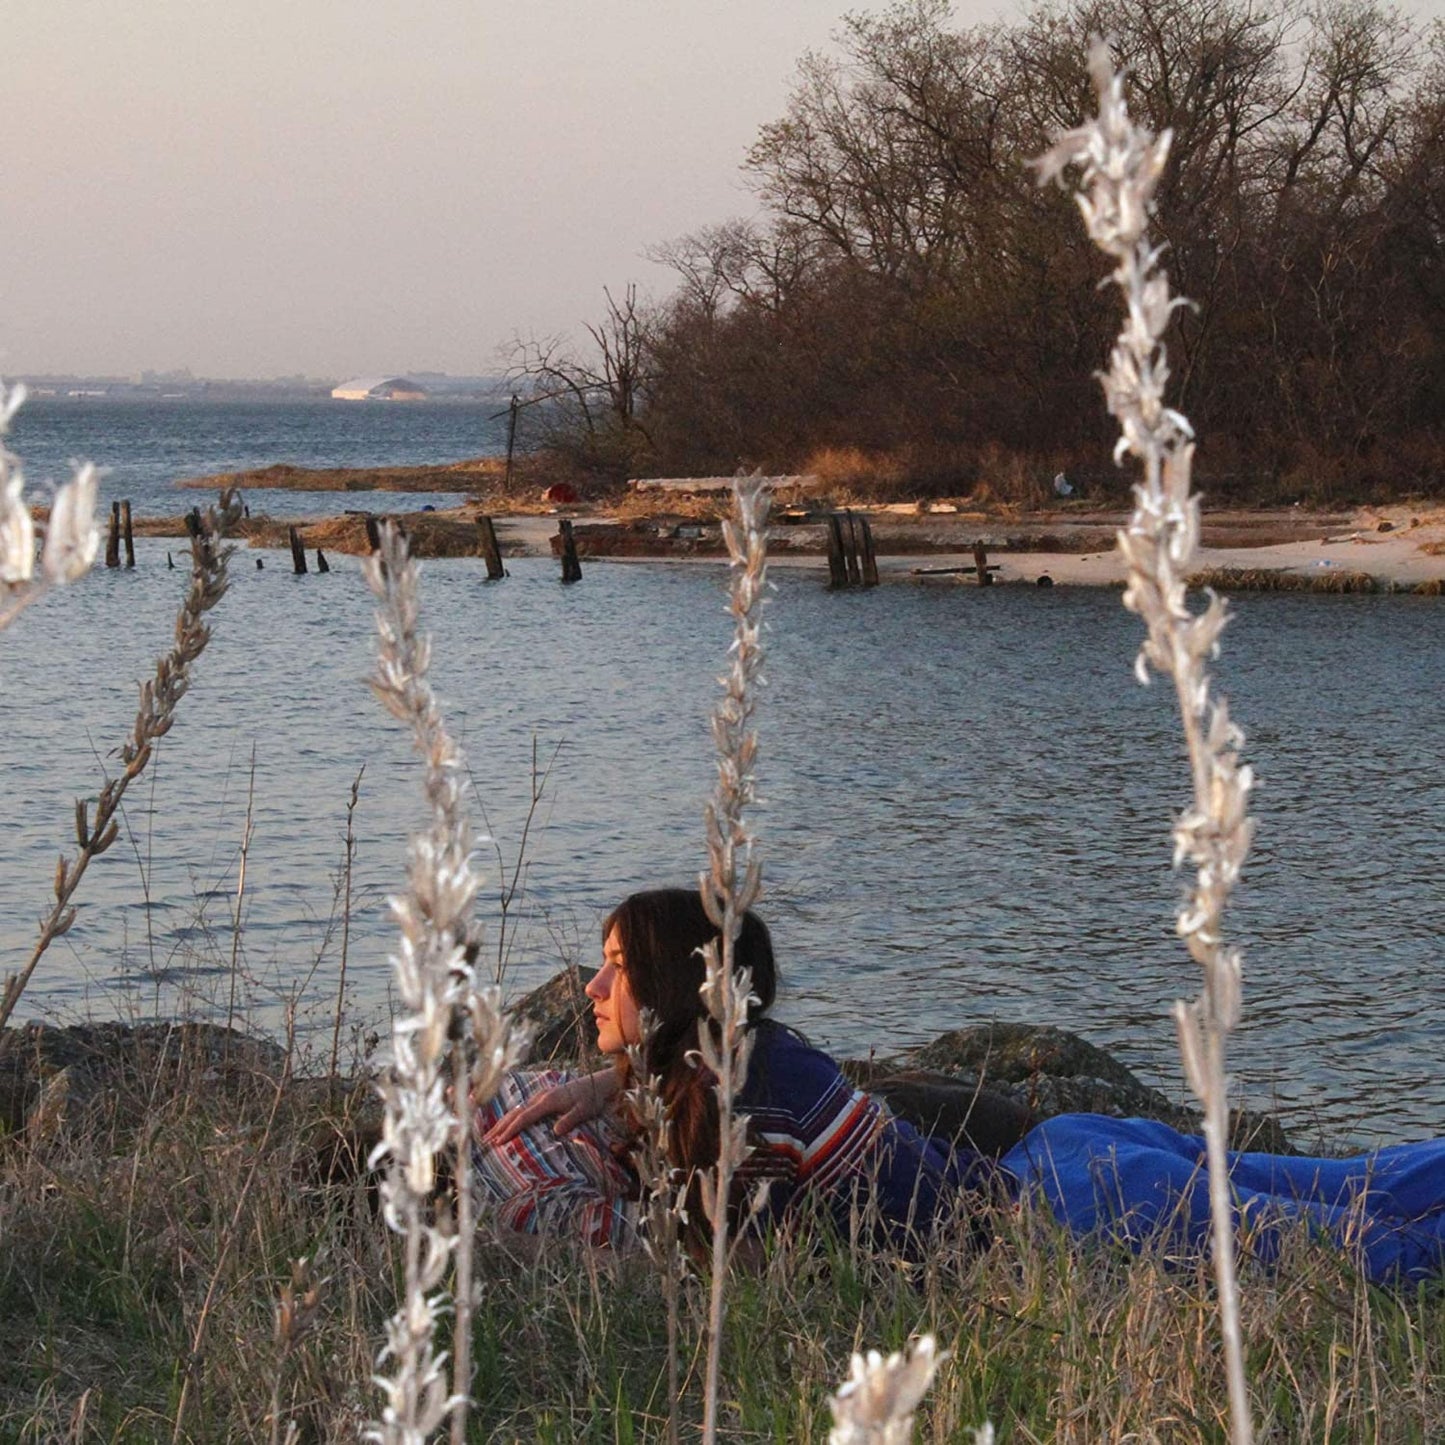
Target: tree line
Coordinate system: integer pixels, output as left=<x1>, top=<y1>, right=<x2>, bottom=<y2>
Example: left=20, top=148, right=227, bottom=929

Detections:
left=511, top=0, right=1445, bottom=503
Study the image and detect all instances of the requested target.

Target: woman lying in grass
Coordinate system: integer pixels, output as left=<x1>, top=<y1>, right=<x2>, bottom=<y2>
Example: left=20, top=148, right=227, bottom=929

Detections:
left=476, top=887, right=1027, bottom=1251
left=476, top=888, right=1445, bottom=1282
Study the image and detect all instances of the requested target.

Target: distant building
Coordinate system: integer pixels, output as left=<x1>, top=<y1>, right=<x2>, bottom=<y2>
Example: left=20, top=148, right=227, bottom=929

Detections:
left=330, top=376, right=429, bottom=402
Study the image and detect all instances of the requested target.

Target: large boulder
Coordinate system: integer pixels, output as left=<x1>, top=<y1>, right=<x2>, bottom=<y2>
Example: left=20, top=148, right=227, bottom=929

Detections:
left=0, top=1020, right=288, bottom=1140
left=1, top=981, right=1289, bottom=1157
left=847, top=1021, right=1291, bottom=1154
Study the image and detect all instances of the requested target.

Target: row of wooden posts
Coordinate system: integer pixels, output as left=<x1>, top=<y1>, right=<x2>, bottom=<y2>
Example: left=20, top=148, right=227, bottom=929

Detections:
left=104, top=501, right=136, bottom=568
left=354, top=513, right=573, bottom=582
left=105, top=501, right=993, bottom=589
left=825, top=510, right=880, bottom=589
left=825, top=512, right=995, bottom=588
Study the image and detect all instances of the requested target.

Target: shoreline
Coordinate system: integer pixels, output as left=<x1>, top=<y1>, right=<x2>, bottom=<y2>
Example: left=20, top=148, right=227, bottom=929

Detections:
left=133, top=494, right=1445, bottom=592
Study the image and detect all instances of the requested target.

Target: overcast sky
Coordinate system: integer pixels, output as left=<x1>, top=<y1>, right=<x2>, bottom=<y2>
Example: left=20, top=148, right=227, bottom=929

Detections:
left=3, top=0, right=1440, bottom=379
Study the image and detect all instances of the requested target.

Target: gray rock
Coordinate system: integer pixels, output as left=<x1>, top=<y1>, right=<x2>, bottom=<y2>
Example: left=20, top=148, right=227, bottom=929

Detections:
left=510, top=966, right=602, bottom=1067
left=850, top=1021, right=1291, bottom=1154
left=507, top=971, right=1291, bottom=1151
left=0, top=1020, right=287, bottom=1138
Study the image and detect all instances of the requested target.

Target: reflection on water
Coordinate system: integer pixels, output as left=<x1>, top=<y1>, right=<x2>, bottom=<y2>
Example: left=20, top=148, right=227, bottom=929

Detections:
left=2, top=543, right=1442, bottom=1143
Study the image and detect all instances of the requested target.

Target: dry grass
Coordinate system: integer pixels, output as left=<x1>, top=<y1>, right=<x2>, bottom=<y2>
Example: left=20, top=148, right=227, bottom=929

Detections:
left=1188, top=567, right=1445, bottom=595
left=2, top=1065, right=1441, bottom=1442
left=799, top=445, right=907, bottom=499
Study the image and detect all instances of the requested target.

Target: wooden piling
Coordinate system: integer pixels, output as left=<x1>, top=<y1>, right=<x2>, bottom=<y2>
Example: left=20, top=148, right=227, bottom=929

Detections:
left=363, top=515, right=382, bottom=553
left=843, top=510, right=863, bottom=587
left=288, top=526, right=308, bottom=575
left=105, top=502, right=121, bottom=568
left=557, top=520, right=582, bottom=583
left=825, top=513, right=848, bottom=589
left=477, top=515, right=505, bottom=580
left=121, top=500, right=135, bottom=568
left=973, top=540, right=992, bottom=587
left=858, top=513, right=879, bottom=587
left=315, top=548, right=330, bottom=573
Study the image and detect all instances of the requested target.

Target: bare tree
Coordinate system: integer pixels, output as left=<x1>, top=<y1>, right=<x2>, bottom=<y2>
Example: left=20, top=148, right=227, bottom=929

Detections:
left=507, top=284, right=656, bottom=478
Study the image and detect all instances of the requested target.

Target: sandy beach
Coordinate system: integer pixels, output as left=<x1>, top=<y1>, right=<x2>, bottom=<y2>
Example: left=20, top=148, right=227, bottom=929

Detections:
left=487, top=501, right=1445, bottom=590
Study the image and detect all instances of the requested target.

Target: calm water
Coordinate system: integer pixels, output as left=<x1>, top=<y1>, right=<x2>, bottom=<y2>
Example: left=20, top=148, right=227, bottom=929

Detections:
left=10, top=397, right=508, bottom=518
left=2, top=406, right=1442, bottom=1142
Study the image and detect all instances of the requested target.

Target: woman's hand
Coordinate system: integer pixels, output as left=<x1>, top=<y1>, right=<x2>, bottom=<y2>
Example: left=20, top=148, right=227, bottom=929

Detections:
left=481, top=1067, right=622, bottom=1146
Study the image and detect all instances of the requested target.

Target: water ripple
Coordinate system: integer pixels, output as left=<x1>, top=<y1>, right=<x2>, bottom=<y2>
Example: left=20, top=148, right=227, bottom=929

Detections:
left=3, top=548, right=1443, bottom=1142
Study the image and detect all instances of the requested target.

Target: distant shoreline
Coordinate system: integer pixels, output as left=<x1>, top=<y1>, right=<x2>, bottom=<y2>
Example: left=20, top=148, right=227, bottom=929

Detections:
left=156, top=459, right=1445, bottom=592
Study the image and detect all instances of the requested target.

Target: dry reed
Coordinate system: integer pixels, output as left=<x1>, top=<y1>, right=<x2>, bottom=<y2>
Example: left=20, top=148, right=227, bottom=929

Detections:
left=624, top=1019, right=689, bottom=1445
left=696, top=473, right=771, bottom=1444
left=1041, top=42, right=1257, bottom=1445
left=828, top=1335, right=945, bottom=1445
left=362, top=521, right=524, bottom=1444
left=0, top=489, right=242, bottom=1032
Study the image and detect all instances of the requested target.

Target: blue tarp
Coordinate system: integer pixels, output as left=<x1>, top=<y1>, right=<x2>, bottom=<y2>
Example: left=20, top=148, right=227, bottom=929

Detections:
left=1002, top=1114, right=1445, bottom=1284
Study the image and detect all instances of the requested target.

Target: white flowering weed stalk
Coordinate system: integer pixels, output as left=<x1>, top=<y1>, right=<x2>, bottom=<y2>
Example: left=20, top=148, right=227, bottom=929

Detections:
left=828, top=1335, right=951, bottom=1445
left=696, top=473, right=770, bottom=1445
left=1040, top=42, right=1257, bottom=1445
left=364, top=523, right=524, bottom=1445
left=0, top=379, right=99, bottom=632
left=0, top=488, right=240, bottom=1031
left=625, top=1019, right=690, bottom=1445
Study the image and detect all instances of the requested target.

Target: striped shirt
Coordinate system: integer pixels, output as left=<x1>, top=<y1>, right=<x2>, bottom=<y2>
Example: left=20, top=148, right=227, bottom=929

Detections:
left=472, top=1024, right=970, bottom=1248
left=472, top=1069, right=641, bottom=1247
left=738, top=1022, right=966, bottom=1243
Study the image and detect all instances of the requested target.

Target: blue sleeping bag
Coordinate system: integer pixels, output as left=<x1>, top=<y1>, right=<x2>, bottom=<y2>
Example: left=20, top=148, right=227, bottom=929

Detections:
left=1001, top=1114, right=1445, bottom=1284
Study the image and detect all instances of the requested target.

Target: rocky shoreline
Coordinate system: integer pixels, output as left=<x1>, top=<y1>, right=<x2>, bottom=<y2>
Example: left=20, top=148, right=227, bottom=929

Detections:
left=0, top=966, right=1294, bottom=1160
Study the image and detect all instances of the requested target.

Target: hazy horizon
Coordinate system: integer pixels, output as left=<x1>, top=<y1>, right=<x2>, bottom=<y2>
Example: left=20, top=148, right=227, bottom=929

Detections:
left=5, top=0, right=1440, bottom=379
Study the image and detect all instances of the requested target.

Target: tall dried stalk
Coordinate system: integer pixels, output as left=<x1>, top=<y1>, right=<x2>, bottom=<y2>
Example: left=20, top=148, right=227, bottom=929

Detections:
left=224, top=745, right=258, bottom=1060
left=696, top=473, right=770, bottom=1445
left=363, top=523, right=523, bottom=1445
left=0, top=379, right=99, bottom=633
left=1040, top=43, right=1257, bottom=1445
left=330, top=763, right=365, bottom=1084
left=172, top=1006, right=294, bottom=1444
left=0, top=490, right=241, bottom=1031
left=625, top=1021, right=689, bottom=1445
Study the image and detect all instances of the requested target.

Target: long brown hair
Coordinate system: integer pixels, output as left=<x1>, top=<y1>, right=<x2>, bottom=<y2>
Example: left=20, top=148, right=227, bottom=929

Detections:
left=603, top=888, right=776, bottom=1216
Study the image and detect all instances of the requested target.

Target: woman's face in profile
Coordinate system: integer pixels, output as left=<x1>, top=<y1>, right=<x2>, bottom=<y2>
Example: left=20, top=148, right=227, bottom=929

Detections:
left=586, top=925, right=641, bottom=1054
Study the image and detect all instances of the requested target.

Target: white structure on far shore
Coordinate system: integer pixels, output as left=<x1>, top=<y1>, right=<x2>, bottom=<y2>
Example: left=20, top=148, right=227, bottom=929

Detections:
left=331, top=377, right=429, bottom=401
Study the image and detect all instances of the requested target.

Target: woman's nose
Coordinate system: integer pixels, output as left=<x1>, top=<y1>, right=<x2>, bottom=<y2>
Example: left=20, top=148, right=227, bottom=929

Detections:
left=585, top=964, right=611, bottom=1001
